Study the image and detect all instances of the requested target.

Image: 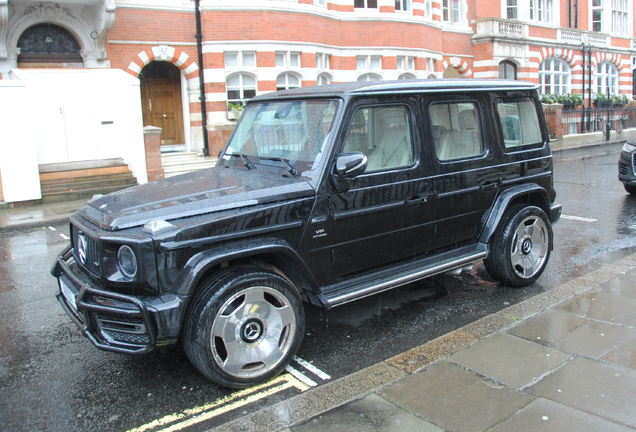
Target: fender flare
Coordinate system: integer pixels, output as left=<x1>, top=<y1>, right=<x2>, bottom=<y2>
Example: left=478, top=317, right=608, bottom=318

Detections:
left=171, top=238, right=320, bottom=300
left=478, top=184, right=552, bottom=246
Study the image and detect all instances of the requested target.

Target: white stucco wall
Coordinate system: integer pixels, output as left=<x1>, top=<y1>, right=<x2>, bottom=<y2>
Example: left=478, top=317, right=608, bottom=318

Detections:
left=0, top=81, right=42, bottom=202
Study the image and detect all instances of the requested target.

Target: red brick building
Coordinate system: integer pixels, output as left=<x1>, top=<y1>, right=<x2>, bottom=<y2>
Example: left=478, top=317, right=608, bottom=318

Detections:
left=0, top=0, right=635, bottom=200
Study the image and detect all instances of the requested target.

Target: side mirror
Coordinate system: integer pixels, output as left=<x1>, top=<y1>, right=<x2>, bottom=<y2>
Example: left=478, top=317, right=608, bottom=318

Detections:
left=335, top=152, right=367, bottom=178
left=331, top=152, right=367, bottom=191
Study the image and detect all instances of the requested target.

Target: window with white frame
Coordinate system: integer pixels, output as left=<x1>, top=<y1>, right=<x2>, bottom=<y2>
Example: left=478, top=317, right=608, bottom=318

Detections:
left=398, top=56, right=415, bottom=71
left=395, top=0, right=411, bottom=11
left=354, top=0, right=378, bottom=8
left=529, top=0, right=552, bottom=24
left=276, top=51, right=301, bottom=68
left=317, top=73, right=331, bottom=85
left=596, top=62, right=618, bottom=94
left=277, top=73, right=301, bottom=91
left=499, top=60, right=517, bottom=80
left=398, top=73, right=416, bottom=80
left=225, top=52, right=256, bottom=68
left=507, top=0, right=518, bottom=19
left=538, top=58, right=570, bottom=94
left=316, top=53, right=330, bottom=70
left=227, top=73, right=257, bottom=107
left=358, top=73, right=382, bottom=82
left=357, top=55, right=382, bottom=71
left=592, top=0, right=603, bottom=31
left=611, top=0, right=628, bottom=35
left=315, top=0, right=326, bottom=5
left=426, top=58, right=435, bottom=73
left=425, top=0, right=432, bottom=16
left=442, top=0, right=462, bottom=24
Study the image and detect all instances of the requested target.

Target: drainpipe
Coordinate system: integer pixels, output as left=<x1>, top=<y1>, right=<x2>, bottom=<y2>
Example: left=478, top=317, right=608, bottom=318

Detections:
left=588, top=46, right=592, bottom=132
left=582, top=44, right=586, bottom=131
left=195, top=0, right=210, bottom=157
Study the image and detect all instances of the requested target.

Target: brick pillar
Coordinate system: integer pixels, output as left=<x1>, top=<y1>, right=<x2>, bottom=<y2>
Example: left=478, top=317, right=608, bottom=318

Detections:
left=542, top=103, right=563, bottom=141
left=143, top=126, right=165, bottom=182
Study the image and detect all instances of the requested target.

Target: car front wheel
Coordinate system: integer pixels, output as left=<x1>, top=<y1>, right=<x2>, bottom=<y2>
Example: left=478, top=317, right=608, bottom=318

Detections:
left=182, top=266, right=304, bottom=388
left=484, top=205, right=552, bottom=287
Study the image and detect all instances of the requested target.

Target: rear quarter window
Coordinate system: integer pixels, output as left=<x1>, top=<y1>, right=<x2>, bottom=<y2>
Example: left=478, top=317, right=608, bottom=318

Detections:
left=495, top=97, right=544, bottom=150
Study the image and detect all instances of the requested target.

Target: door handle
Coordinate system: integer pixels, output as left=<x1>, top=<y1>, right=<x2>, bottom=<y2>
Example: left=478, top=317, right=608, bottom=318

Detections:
left=480, top=182, right=499, bottom=191
left=406, top=196, right=428, bottom=206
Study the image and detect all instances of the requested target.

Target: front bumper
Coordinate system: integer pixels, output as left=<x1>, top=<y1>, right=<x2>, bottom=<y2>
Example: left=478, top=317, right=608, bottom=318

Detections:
left=52, top=245, right=179, bottom=354
left=618, top=151, right=636, bottom=185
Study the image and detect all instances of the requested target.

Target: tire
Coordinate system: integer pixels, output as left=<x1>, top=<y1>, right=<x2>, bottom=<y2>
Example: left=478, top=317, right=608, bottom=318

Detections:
left=484, top=205, right=552, bottom=287
left=182, top=266, right=304, bottom=388
left=624, top=184, right=636, bottom=195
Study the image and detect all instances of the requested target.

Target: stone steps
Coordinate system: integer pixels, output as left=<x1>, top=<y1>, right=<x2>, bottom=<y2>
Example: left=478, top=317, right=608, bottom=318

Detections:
left=38, top=159, right=138, bottom=203
left=161, top=152, right=218, bottom=178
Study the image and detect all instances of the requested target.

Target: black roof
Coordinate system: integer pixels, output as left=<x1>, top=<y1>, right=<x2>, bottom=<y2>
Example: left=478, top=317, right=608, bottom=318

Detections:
left=251, top=79, right=539, bottom=101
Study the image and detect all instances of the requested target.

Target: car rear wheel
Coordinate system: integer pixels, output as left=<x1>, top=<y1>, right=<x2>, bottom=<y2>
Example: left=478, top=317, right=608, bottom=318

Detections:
left=484, top=205, right=551, bottom=287
left=182, top=266, right=304, bottom=388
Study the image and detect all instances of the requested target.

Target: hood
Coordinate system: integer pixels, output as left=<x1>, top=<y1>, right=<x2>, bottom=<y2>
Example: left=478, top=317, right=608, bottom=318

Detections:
left=79, top=166, right=315, bottom=231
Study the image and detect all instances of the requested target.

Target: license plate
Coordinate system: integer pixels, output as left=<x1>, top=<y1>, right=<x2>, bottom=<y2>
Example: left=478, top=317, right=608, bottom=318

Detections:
left=60, top=279, right=78, bottom=312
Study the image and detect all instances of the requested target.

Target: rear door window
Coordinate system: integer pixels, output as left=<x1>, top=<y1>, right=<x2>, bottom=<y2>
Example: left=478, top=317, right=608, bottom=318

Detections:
left=429, top=102, right=484, bottom=161
left=495, top=97, right=543, bottom=149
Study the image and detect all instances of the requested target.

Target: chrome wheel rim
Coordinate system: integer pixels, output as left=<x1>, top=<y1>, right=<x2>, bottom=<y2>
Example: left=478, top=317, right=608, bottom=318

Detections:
left=510, top=215, right=549, bottom=279
left=211, top=286, right=296, bottom=379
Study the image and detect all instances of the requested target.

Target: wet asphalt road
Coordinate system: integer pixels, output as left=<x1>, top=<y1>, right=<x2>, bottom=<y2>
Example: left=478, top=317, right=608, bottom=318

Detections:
left=1, top=142, right=635, bottom=432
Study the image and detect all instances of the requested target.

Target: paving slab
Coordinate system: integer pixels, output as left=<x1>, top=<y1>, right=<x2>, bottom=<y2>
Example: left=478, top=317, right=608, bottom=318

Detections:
left=556, top=292, right=636, bottom=325
left=379, top=361, right=534, bottom=432
left=506, top=308, right=586, bottom=346
left=489, top=397, right=635, bottom=432
left=288, top=394, right=442, bottom=432
left=556, top=320, right=635, bottom=359
left=595, top=271, right=636, bottom=299
left=447, top=332, right=571, bottom=389
left=526, top=356, right=636, bottom=428
left=601, top=334, right=636, bottom=370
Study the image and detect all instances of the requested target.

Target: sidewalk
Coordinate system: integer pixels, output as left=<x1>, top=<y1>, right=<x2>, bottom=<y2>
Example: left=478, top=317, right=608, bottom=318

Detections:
left=215, top=252, right=636, bottom=432
left=0, top=132, right=632, bottom=233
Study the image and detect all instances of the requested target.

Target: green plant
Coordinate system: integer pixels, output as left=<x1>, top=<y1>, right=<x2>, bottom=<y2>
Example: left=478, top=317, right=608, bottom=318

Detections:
left=227, top=102, right=245, bottom=113
left=611, top=94, right=628, bottom=105
left=540, top=93, right=557, bottom=104
left=593, top=92, right=607, bottom=102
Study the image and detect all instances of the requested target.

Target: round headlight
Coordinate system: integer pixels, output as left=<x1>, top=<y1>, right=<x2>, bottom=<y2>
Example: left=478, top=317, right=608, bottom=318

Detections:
left=117, top=245, right=138, bottom=278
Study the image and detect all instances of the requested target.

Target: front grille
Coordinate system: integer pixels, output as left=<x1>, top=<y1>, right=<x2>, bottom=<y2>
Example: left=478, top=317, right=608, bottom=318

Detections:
left=72, top=225, right=101, bottom=277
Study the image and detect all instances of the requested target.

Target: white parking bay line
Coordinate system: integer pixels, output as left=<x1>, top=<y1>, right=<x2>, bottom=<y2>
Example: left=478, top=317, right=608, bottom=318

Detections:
left=59, top=233, right=69, bottom=240
left=294, top=357, right=331, bottom=381
left=561, top=215, right=598, bottom=223
left=285, top=365, right=317, bottom=387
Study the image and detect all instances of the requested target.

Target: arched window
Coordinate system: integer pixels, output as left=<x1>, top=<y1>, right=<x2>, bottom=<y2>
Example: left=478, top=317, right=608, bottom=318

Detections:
left=398, top=73, right=416, bottom=80
left=317, top=74, right=331, bottom=86
left=276, top=73, right=301, bottom=91
left=226, top=73, right=256, bottom=106
left=539, top=58, right=570, bottom=94
left=595, top=62, right=618, bottom=94
left=17, top=23, right=82, bottom=64
left=499, top=60, right=517, bottom=80
left=357, top=73, right=382, bottom=82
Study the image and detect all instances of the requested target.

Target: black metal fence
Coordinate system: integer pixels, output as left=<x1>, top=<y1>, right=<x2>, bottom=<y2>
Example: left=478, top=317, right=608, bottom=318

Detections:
left=544, top=107, right=636, bottom=139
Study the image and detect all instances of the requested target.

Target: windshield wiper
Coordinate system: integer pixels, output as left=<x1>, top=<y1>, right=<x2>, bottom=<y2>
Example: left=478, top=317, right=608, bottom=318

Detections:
left=228, top=153, right=255, bottom=170
left=259, top=157, right=300, bottom=177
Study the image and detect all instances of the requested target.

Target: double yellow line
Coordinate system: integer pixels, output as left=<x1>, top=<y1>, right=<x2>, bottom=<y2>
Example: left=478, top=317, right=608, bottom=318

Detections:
left=128, top=374, right=310, bottom=432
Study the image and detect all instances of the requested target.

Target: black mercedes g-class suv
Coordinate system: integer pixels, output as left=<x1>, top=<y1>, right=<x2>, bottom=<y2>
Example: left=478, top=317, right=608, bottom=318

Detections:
left=53, top=79, right=561, bottom=388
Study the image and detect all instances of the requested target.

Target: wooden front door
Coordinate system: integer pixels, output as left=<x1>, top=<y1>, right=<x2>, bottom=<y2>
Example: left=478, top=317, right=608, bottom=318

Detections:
left=140, top=72, right=185, bottom=146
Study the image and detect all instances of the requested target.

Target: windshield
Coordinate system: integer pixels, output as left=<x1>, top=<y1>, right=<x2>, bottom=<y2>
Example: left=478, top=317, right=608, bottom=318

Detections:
left=222, top=99, right=339, bottom=175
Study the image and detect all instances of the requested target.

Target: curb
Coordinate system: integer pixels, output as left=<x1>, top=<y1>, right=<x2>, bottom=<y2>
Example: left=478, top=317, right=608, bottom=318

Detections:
left=209, top=252, right=636, bottom=432
left=0, top=214, right=74, bottom=233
